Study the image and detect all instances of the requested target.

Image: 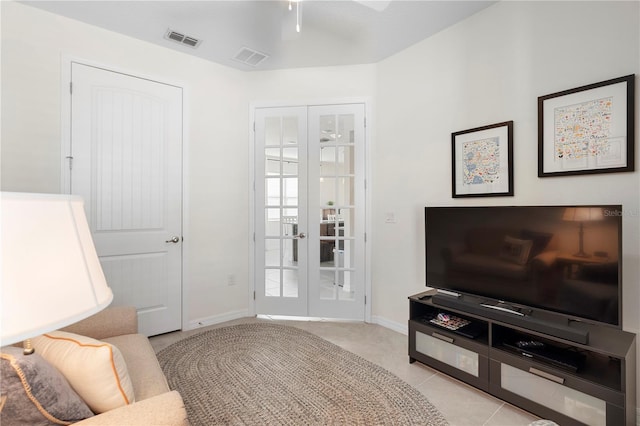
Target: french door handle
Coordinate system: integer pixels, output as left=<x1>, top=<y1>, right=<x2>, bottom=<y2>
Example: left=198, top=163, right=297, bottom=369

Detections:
left=295, top=233, right=306, bottom=239
left=165, top=236, right=180, bottom=243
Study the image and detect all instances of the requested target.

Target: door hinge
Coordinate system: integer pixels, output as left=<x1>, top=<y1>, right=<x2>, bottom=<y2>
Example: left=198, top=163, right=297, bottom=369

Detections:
left=253, top=122, right=256, bottom=132
left=364, top=233, right=367, bottom=243
left=69, top=82, right=73, bottom=94
left=253, top=232, right=255, bottom=242
left=364, top=117, right=367, bottom=128
left=365, top=295, right=367, bottom=305
left=253, top=291, right=256, bottom=300
left=66, top=156, right=74, bottom=170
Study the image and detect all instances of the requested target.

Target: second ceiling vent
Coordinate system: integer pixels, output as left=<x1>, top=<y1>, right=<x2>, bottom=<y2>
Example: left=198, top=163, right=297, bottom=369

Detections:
left=165, top=29, right=202, bottom=48
left=232, top=47, right=269, bottom=67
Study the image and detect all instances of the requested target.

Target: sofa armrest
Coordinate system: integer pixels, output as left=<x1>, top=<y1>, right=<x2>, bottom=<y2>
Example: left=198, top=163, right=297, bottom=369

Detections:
left=530, top=250, right=558, bottom=269
left=61, top=306, right=138, bottom=340
left=74, top=391, right=189, bottom=426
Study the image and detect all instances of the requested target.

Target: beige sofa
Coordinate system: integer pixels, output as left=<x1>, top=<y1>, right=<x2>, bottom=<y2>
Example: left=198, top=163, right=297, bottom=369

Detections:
left=441, top=227, right=558, bottom=301
left=60, top=306, right=189, bottom=425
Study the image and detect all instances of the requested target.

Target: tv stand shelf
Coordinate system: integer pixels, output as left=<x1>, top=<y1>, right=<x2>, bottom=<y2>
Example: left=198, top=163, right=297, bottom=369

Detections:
left=409, top=292, right=636, bottom=426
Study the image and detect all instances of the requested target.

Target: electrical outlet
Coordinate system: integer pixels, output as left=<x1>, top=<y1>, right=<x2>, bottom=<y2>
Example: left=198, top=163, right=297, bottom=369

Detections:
left=385, top=212, right=397, bottom=223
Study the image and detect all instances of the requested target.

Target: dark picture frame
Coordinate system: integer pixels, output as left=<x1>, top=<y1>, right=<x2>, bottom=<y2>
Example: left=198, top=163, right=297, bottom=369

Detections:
left=451, top=121, right=514, bottom=198
left=538, top=74, right=635, bottom=177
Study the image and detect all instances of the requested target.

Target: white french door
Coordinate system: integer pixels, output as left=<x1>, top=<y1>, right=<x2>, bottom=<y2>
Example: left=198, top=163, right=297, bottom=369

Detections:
left=67, top=62, right=183, bottom=336
left=255, top=107, right=309, bottom=316
left=254, top=103, right=366, bottom=320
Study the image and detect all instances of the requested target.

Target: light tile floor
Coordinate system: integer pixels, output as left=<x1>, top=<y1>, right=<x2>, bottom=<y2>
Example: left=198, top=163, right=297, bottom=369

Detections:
left=150, top=317, right=540, bottom=426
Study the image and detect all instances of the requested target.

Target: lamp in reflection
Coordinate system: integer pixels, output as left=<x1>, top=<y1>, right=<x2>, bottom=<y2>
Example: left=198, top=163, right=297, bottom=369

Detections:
left=562, top=207, right=604, bottom=258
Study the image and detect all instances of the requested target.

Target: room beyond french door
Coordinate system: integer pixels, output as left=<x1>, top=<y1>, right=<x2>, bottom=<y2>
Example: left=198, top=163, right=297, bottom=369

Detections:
left=67, top=62, right=183, bottom=336
left=254, top=104, right=366, bottom=320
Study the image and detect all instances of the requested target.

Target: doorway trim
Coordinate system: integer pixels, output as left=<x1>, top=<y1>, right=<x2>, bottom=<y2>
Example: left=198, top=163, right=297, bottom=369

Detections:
left=248, top=97, right=373, bottom=322
left=60, top=56, right=190, bottom=332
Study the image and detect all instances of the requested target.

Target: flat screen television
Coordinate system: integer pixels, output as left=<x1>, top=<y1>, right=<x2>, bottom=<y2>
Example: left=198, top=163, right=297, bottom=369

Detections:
left=425, top=205, right=622, bottom=328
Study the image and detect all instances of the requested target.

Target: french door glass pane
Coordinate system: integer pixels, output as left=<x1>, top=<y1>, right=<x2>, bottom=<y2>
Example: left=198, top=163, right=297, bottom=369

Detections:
left=319, top=269, right=336, bottom=300
left=282, top=209, right=298, bottom=237
left=265, top=178, right=280, bottom=206
left=337, top=177, right=354, bottom=206
left=283, top=269, right=299, bottom=297
left=265, top=148, right=281, bottom=172
left=320, top=177, right=336, bottom=206
left=265, top=239, right=280, bottom=267
left=265, top=117, right=280, bottom=144
left=265, top=208, right=280, bottom=236
left=282, top=117, right=298, bottom=145
left=340, top=208, right=353, bottom=237
left=282, top=177, right=298, bottom=206
left=320, top=178, right=354, bottom=206
left=320, top=212, right=353, bottom=238
left=319, top=116, right=337, bottom=143
left=336, top=146, right=355, bottom=175
left=282, top=147, right=298, bottom=176
left=338, top=271, right=355, bottom=301
left=265, top=269, right=280, bottom=297
left=338, top=115, right=354, bottom=142
left=282, top=238, right=296, bottom=267
left=320, top=146, right=336, bottom=173
left=319, top=240, right=335, bottom=265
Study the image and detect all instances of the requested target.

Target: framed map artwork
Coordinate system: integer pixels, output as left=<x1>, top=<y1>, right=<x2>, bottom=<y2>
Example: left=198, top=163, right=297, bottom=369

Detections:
left=538, top=74, right=635, bottom=177
left=451, top=121, right=513, bottom=198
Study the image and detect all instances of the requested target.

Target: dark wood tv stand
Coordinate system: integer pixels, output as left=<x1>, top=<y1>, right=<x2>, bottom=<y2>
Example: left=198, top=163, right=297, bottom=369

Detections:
left=409, top=291, right=636, bottom=426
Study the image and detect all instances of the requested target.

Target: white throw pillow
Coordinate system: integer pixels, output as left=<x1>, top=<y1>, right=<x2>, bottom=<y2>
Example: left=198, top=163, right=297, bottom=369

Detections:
left=31, top=330, right=135, bottom=413
left=499, top=236, right=534, bottom=265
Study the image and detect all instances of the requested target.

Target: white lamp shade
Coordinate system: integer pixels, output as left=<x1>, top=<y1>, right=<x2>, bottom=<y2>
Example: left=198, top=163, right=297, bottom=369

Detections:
left=562, top=207, right=604, bottom=222
left=1, top=192, right=113, bottom=346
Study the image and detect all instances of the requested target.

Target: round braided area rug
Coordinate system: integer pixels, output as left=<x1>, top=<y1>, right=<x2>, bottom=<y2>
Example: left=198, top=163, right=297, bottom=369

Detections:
left=158, top=323, right=448, bottom=426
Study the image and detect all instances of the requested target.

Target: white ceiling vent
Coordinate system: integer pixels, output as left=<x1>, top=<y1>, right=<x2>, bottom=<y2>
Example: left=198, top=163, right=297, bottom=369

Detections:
left=165, top=29, right=202, bottom=48
left=232, top=47, right=269, bottom=67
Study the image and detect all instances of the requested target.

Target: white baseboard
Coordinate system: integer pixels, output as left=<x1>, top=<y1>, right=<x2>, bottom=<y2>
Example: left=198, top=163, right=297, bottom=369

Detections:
left=370, top=315, right=408, bottom=335
left=186, top=309, right=249, bottom=331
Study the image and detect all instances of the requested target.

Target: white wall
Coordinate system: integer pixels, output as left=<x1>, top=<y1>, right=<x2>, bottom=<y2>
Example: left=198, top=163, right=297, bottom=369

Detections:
left=0, top=1, right=377, bottom=327
left=0, top=1, right=252, bottom=324
left=373, top=0, right=640, bottom=410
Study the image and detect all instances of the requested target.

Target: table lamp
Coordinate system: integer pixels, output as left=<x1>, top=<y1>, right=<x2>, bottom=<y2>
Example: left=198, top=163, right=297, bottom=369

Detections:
left=562, top=207, right=604, bottom=258
left=1, top=192, right=113, bottom=354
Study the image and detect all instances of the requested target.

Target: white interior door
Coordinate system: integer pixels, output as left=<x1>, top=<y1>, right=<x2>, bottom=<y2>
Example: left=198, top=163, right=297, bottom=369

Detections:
left=308, top=104, right=366, bottom=319
left=255, top=107, right=308, bottom=316
left=68, top=62, right=183, bottom=336
left=254, top=103, right=366, bottom=320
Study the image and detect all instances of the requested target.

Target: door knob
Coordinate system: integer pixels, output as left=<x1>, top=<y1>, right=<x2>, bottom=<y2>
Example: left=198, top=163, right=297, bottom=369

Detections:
left=296, top=233, right=306, bottom=239
left=165, top=236, right=180, bottom=243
